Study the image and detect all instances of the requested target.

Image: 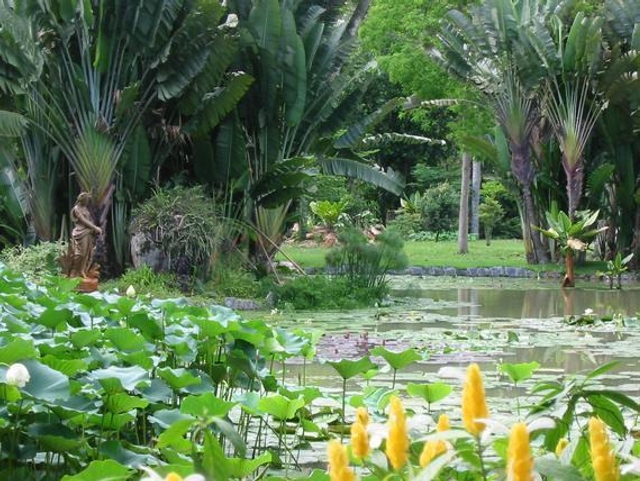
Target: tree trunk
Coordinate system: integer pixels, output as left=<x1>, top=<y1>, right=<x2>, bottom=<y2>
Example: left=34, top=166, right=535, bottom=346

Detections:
left=458, top=152, right=471, bottom=254
left=564, top=159, right=584, bottom=221
left=470, top=160, right=482, bottom=236
left=346, top=0, right=371, bottom=38
left=563, top=250, right=575, bottom=288
left=522, top=186, right=550, bottom=264
left=631, top=200, right=640, bottom=270
left=485, top=226, right=492, bottom=246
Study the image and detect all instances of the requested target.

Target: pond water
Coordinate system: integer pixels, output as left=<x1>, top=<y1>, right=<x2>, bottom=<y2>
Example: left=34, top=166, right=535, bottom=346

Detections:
left=267, top=276, right=640, bottom=472
left=274, top=277, right=640, bottom=397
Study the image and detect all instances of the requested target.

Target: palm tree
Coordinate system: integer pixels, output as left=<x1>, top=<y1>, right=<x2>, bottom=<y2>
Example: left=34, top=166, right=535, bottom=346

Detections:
left=536, top=207, right=607, bottom=287
left=434, top=0, right=562, bottom=263
left=220, top=0, right=404, bottom=265
left=0, top=1, right=252, bottom=271
left=596, top=0, right=640, bottom=264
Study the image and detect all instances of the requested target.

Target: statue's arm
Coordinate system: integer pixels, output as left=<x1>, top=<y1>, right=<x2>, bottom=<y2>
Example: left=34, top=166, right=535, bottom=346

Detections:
left=73, top=207, right=103, bottom=235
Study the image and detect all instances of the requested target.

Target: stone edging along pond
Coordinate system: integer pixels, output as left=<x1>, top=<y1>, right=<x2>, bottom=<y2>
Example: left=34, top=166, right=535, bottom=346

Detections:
left=306, top=265, right=640, bottom=281
left=394, top=265, right=640, bottom=281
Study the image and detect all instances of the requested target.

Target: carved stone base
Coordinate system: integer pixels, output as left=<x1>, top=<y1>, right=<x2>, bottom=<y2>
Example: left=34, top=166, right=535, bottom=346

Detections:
left=77, top=277, right=99, bottom=293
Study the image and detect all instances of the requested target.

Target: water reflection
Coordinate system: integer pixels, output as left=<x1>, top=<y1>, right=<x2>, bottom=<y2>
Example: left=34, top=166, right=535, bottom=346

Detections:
left=276, top=278, right=640, bottom=392
left=393, top=284, right=640, bottom=319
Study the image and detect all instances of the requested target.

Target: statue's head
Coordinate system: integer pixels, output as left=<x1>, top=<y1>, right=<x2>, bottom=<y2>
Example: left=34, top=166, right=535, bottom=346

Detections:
left=76, top=192, right=92, bottom=205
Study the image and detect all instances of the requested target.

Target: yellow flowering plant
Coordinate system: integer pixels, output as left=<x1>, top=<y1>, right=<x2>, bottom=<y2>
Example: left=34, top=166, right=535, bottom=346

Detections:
left=316, top=361, right=638, bottom=481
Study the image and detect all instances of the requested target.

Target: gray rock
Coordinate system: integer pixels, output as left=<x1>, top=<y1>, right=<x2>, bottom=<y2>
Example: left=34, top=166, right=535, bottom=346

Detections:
left=490, top=266, right=505, bottom=277
left=130, top=231, right=169, bottom=272
left=224, top=297, right=262, bottom=311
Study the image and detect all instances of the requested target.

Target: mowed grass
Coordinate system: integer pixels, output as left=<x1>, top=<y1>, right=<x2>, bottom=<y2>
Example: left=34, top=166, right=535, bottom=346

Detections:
left=279, top=239, right=606, bottom=273
left=279, top=239, right=530, bottom=269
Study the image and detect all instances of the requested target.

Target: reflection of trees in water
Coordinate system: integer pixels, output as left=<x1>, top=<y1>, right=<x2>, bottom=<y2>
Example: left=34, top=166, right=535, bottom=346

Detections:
left=452, top=287, right=640, bottom=319
left=513, top=345, right=613, bottom=374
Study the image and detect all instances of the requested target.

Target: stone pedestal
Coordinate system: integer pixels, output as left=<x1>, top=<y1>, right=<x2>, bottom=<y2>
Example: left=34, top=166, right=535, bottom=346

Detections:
left=77, top=277, right=99, bottom=293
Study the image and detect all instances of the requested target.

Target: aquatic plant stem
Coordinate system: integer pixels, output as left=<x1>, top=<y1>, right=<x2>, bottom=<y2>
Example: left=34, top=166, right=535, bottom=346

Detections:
left=476, top=437, right=488, bottom=481
left=341, top=378, right=347, bottom=443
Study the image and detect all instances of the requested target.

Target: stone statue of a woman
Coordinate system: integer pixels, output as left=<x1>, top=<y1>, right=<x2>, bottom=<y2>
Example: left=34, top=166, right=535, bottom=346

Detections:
left=70, top=192, right=102, bottom=278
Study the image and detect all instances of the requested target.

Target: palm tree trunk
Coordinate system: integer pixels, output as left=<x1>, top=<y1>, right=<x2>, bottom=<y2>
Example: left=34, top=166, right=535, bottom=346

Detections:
left=563, top=250, right=575, bottom=288
left=564, top=160, right=584, bottom=220
left=522, top=186, right=549, bottom=264
left=470, top=160, right=482, bottom=235
left=631, top=202, right=640, bottom=270
left=458, top=152, right=471, bottom=254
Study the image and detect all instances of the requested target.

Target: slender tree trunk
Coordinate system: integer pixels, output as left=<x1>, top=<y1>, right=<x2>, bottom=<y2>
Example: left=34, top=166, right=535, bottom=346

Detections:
left=346, top=0, right=371, bottom=38
left=470, top=160, right=481, bottom=236
left=458, top=152, right=471, bottom=254
left=511, top=147, right=548, bottom=264
left=563, top=250, right=575, bottom=288
left=522, top=186, right=550, bottom=264
left=564, top=159, right=584, bottom=220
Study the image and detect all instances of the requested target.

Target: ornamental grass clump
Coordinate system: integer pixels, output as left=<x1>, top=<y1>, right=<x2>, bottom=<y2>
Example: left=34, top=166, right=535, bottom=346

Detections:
left=419, top=413, right=450, bottom=468
left=462, top=363, right=490, bottom=436
left=386, top=395, right=409, bottom=470
left=507, top=422, right=534, bottom=481
left=328, top=439, right=357, bottom=481
left=589, top=417, right=620, bottom=481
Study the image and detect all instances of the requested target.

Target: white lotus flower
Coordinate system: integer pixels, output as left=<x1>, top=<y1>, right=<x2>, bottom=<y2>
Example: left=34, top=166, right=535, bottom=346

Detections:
left=220, top=13, right=238, bottom=29
left=140, top=467, right=205, bottom=481
left=126, top=285, right=136, bottom=297
left=6, top=363, right=30, bottom=388
left=584, top=308, right=594, bottom=315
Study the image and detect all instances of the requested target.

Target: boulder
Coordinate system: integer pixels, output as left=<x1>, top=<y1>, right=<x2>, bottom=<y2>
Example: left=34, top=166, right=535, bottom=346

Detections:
left=130, top=231, right=169, bottom=272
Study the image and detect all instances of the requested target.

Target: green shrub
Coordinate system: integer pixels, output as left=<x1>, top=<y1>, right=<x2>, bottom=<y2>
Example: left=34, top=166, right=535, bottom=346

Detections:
left=326, top=227, right=408, bottom=292
left=272, top=275, right=384, bottom=310
left=419, top=182, right=458, bottom=241
left=204, top=253, right=264, bottom=299
left=130, top=186, right=229, bottom=282
left=387, top=212, right=422, bottom=236
left=103, top=265, right=182, bottom=298
left=0, top=241, right=65, bottom=280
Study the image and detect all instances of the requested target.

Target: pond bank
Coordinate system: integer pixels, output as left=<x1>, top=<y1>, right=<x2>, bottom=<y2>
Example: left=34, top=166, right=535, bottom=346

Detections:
left=305, top=264, right=639, bottom=281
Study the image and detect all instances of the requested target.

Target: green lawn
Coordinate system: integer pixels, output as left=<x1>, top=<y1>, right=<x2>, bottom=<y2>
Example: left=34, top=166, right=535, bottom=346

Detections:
left=279, top=239, right=606, bottom=273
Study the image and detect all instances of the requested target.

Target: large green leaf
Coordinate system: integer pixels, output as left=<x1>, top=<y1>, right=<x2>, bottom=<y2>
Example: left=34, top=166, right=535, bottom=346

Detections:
left=28, top=423, right=82, bottom=452
left=0, top=110, right=27, bottom=137
left=0, top=338, right=37, bottom=364
left=180, top=392, right=235, bottom=418
left=281, top=9, right=306, bottom=126
left=370, top=346, right=422, bottom=370
left=249, top=0, right=281, bottom=55
left=90, top=366, right=149, bottom=393
left=257, top=394, right=305, bottom=420
left=325, top=357, right=377, bottom=381
left=191, top=73, right=254, bottom=136
left=333, top=98, right=404, bottom=149
left=318, top=157, right=404, bottom=195
left=21, top=359, right=70, bottom=402
left=60, top=459, right=132, bottom=481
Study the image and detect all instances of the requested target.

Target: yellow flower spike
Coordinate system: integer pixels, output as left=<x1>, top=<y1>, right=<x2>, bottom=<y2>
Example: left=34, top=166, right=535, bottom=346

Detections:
left=328, top=439, right=357, bottom=481
left=589, top=417, right=620, bottom=481
left=355, top=406, right=370, bottom=426
left=419, top=414, right=450, bottom=468
left=350, top=418, right=370, bottom=459
left=507, top=422, right=534, bottom=481
left=461, top=363, right=490, bottom=436
left=385, top=396, right=409, bottom=470
left=555, top=438, right=569, bottom=457
left=436, top=413, right=450, bottom=432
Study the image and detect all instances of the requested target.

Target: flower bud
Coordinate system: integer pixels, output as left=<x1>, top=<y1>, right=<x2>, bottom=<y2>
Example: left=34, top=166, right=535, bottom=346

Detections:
left=6, top=363, right=30, bottom=388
